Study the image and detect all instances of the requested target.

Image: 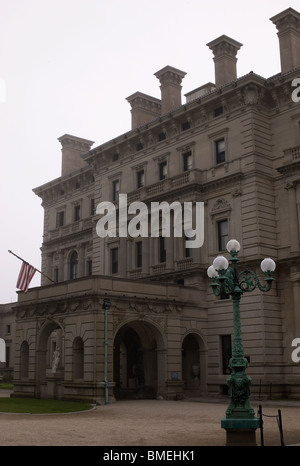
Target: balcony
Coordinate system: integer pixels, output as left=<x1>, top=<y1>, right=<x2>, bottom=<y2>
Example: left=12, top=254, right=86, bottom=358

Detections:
left=283, top=145, right=300, bottom=162
left=127, top=169, right=203, bottom=203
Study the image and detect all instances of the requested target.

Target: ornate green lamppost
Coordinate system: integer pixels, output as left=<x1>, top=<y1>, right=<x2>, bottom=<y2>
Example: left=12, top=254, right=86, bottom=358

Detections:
left=207, top=239, right=276, bottom=446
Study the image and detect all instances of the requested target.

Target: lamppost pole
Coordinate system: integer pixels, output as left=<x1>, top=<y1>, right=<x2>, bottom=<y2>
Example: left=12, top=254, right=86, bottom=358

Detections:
left=207, top=240, right=276, bottom=446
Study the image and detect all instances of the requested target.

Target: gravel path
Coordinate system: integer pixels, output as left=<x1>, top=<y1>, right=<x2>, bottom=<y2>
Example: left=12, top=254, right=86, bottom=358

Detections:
left=0, top=392, right=299, bottom=446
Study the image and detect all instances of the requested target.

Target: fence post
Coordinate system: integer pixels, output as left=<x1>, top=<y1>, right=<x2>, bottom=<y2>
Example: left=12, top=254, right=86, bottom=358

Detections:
left=258, top=405, right=264, bottom=447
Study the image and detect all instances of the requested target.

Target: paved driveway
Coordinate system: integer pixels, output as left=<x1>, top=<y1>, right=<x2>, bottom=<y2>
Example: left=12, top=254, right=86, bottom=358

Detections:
left=0, top=393, right=299, bottom=446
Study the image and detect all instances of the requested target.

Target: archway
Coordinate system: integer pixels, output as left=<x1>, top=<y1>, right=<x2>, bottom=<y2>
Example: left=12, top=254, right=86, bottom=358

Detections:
left=113, top=320, right=165, bottom=400
left=36, top=320, right=64, bottom=398
left=182, top=332, right=207, bottom=396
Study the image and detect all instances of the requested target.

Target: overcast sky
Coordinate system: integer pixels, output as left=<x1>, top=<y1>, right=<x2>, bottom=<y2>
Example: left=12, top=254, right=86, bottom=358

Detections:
left=0, top=0, right=299, bottom=304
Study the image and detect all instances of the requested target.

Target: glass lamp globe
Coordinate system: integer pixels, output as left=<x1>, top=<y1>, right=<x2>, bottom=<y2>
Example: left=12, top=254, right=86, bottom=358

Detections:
left=207, top=265, right=218, bottom=278
left=226, top=239, right=240, bottom=253
left=260, top=258, right=276, bottom=273
left=213, top=255, right=229, bottom=271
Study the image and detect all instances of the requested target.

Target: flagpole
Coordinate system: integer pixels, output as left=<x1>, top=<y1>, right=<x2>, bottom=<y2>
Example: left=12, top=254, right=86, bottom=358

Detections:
left=8, top=250, right=56, bottom=284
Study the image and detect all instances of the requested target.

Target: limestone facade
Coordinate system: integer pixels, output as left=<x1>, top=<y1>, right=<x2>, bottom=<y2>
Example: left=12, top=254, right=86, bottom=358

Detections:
left=6, top=8, right=300, bottom=402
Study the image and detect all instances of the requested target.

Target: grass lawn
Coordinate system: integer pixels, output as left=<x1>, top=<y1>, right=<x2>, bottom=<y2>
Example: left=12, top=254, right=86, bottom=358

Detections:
left=0, top=397, right=93, bottom=414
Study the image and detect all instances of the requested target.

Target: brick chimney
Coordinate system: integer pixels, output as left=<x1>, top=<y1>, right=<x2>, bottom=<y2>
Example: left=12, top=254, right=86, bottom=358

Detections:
left=206, top=35, right=243, bottom=87
left=154, top=66, right=186, bottom=114
left=270, top=8, right=300, bottom=74
left=58, top=134, right=94, bottom=176
left=126, top=92, right=161, bottom=130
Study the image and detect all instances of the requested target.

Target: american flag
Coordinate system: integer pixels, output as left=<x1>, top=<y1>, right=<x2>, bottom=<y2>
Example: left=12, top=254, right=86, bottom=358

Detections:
left=16, top=261, right=36, bottom=293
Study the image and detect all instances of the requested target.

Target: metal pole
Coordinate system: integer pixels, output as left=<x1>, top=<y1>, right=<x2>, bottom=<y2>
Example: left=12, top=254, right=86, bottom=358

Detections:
left=258, top=405, right=264, bottom=447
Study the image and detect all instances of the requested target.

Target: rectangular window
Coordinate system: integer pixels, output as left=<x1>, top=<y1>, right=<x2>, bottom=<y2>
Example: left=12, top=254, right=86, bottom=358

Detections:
left=90, top=198, right=95, bottom=216
left=136, top=241, right=142, bottom=268
left=74, top=205, right=80, bottom=221
left=221, top=335, right=232, bottom=374
left=159, top=161, right=167, bottom=180
left=112, top=180, right=119, bottom=202
left=184, top=235, right=192, bottom=258
left=54, top=268, right=59, bottom=282
left=218, top=220, right=228, bottom=251
left=56, top=211, right=64, bottom=228
left=159, top=236, right=166, bottom=263
left=111, top=248, right=119, bottom=274
left=183, top=151, right=192, bottom=171
left=214, top=106, right=223, bottom=117
left=158, top=131, right=166, bottom=141
left=137, top=170, right=145, bottom=188
left=182, top=121, right=190, bottom=131
left=87, top=260, right=92, bottom=276
left=216, top=138, right=226, bottom=164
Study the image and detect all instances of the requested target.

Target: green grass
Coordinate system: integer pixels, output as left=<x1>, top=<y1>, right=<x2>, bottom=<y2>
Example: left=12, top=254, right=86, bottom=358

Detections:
left=0, top=383, right=14, bottom=390
left=0, top=397, right=93, bottom=414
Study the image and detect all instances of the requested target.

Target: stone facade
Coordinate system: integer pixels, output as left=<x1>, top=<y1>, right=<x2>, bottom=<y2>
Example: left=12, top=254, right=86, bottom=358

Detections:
left=5, top=7, right=300, bottom=402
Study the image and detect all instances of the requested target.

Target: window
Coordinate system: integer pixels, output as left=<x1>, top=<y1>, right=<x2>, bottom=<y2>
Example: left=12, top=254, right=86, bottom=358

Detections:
left=216, top=138, right=225, bottom=164
left=136, top=142, right=143, bottom=151
left=137, top=170, right=145, bottom=188
left=90, top=198, right=95, bottom=216
left=221, top=335, right=232, bottom=374
left=56, top=211, right=64, bottom=228
left=74, top=205, right=80, bottom=221
left=218, top=220, right=228, bottom=251
left=158, top=131, right=166, bottom=141
left=159, top=161, right=167, bottom=180
left=182, top=121, right=190, bottom=131
left=214, top=106, right=223, bottom=117
left=159, top=236, right=166, bottom=263
left=183, top=151, right=192, bottom=171
left=112, top=153, right=119, bottom=161
left=184, top=235, right=192, bottom=258
left=87, top=260, right=92, bottom=276
left=136, top=241, right=142, bottom=268
left=54, top=268, right=59, bottom=283
left=112, top=180, right=119, bottom=201
left=70, top=251, right=78, bottom=279
left=111, top=248, right=118, bottom=274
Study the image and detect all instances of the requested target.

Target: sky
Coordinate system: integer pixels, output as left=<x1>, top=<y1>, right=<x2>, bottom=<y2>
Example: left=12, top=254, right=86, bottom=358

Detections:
left=0, top=0, right=299, bottom=304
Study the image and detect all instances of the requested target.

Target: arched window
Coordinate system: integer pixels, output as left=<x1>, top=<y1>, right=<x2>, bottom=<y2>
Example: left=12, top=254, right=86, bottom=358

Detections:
left=72, top=337, right=84, bottom=379
left=20, top=341, right=29, bottom=378
left=70, top=251, right=78, bottom=280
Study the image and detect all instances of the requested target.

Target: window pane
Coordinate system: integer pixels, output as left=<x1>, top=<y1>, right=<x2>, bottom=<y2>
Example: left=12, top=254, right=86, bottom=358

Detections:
left=218, top=220, right=228, bottom=251
left=216, top=139, right=225, bottom=164
left=113, top=180, right=119, bottom=201
left=111, top=248, right=118, bottom=274
left=183, top=151, right=192, bottom=171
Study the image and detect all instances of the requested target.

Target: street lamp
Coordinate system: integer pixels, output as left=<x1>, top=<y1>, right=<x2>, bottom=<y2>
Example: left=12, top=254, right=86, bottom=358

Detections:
left=207, top=240, right=276, bottom=446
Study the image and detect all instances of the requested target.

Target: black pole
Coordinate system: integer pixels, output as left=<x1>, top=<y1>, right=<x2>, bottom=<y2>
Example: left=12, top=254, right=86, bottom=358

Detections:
left=278, top=409, right=285, bottom=446
left=258, top=405, right=264, bottom=447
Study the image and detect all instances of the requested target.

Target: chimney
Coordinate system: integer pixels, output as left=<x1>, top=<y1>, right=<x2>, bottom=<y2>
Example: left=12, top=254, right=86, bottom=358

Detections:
left=58, top=134, right=94, bottom=176
left=154, top=66, right=186, bottom=114
left=270, top=8, right=300, bottom=74
left=126, top=92, right=161, bottom=130
left=206, top=35, right=243, bottom=87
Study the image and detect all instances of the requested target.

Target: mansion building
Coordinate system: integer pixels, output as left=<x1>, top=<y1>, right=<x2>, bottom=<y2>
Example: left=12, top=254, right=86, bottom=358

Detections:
left=2, top=7, right=300, bottom=403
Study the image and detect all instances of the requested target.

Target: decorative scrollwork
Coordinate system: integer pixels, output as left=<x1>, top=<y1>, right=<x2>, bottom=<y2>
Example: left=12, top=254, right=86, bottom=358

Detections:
left=238, top=269, right=272, bottom=293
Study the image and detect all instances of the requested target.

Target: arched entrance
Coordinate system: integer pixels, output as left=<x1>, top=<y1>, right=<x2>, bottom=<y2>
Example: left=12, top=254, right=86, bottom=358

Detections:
left=36, top=320, right=64, bottom=398
left=113, top=320, right=165, bottom=400
left=182, top=332, right=207, bottom=396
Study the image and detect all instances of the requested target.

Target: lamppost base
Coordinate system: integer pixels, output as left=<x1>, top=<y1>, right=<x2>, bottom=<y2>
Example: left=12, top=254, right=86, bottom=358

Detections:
left=221, top=417, right=259, bottom=446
